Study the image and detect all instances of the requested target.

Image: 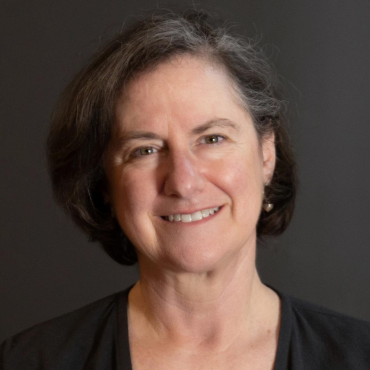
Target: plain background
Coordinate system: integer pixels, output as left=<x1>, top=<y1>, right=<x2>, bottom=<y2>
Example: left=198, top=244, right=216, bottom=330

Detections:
left=1, top=0, right=370, bottom=342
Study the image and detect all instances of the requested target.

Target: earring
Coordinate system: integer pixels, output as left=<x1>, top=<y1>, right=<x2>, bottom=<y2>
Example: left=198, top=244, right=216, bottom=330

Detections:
left=263, top=183, right=274, bottom=212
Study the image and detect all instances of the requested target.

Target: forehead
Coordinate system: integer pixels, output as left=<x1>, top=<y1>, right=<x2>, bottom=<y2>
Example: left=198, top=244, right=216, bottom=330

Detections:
left=114, top=55, right=251, bottom=135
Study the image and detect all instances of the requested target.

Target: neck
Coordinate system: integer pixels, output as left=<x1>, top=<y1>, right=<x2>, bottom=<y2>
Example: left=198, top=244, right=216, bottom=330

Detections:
left=128, top=243, right=280, bottom=351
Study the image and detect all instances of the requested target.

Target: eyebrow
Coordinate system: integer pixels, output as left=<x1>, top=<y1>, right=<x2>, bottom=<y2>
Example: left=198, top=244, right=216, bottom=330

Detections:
left=191, top=119, right=239, bottom=135
left=116, top=118, right=239, bottom=147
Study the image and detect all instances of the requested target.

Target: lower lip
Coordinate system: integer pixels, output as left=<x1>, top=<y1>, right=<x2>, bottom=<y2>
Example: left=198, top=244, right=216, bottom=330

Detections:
left=160, top=206, right=224, bottom=226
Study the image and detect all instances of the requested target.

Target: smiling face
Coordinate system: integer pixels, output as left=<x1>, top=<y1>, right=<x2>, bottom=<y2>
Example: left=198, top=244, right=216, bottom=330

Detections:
left=105, top=55, right=275, bottom=273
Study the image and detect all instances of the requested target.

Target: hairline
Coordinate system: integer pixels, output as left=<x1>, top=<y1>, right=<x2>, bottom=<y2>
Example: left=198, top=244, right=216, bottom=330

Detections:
left=110, top=52, right=263, bottom=149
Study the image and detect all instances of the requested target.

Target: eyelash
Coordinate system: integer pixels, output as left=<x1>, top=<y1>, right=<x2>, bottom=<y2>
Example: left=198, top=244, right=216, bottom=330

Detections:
left=199, top=134, right=226, bottom=145
left=130, top=134, right=227, bottom=158
left=130, top=146, right=159, bottom=157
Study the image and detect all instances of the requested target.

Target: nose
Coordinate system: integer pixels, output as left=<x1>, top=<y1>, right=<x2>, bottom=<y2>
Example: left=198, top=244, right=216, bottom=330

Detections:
left=163, top=150, right=206, bottom=198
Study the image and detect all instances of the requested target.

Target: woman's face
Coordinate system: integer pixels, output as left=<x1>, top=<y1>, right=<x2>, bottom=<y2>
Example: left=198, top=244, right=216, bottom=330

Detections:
left=105, top=55, right=275, bottom=273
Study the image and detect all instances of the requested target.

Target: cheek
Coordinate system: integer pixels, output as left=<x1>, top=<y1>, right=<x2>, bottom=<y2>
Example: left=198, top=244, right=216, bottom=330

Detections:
left=109, top=170, right=161, bottom=252
left=109, top=170, right=156, bottom=227
left=213, top=151, right=264, bottom=213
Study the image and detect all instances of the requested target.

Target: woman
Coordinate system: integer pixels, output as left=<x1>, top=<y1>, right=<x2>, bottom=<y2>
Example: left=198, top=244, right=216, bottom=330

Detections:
left=2, top=10, right=370, bottom=370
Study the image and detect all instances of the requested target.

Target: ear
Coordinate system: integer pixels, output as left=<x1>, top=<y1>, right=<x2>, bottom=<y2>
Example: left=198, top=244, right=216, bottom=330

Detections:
left=261, top=132, right=276, bottom=184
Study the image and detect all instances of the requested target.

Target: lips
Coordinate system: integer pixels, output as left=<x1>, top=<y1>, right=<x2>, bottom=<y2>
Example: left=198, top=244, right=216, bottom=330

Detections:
left=162, top=206, right=221, bottom=223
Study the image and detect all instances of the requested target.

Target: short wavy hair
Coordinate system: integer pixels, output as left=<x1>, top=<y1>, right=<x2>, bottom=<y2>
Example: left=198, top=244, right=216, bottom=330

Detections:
left=47, top=9, right=297, bottom=265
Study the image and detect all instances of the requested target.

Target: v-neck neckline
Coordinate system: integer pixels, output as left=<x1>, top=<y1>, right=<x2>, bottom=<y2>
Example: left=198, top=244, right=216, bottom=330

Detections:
left=116, top=284, right=292, bottom=370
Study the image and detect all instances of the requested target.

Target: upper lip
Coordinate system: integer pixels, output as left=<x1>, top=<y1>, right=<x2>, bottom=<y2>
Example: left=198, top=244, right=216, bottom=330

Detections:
left=160, top=205, right=222, bottom=217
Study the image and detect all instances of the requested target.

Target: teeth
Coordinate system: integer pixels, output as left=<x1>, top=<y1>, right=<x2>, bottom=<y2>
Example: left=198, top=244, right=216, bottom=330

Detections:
left=181, top=214, right=192, bottom=223
left=191, top=211, right=203, bottom=221
left=202, top=209, right=210, bottom=218
left=166, top=207, right=220, bottom=223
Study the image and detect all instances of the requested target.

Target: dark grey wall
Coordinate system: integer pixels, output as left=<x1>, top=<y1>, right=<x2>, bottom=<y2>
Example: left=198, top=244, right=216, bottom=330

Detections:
left=1, top=0, right=370, bottom=341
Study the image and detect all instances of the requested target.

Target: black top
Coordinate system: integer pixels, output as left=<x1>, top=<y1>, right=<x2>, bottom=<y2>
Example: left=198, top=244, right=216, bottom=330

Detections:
left=2, top=285, right=370, bottom=369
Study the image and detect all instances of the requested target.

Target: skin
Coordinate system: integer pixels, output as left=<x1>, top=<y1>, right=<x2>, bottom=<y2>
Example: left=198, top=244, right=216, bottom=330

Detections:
left=105, top=55, right=280, bottom=369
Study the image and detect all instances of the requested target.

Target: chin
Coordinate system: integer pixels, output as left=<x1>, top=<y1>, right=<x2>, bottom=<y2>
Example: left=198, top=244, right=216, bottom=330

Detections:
left=159, top=241, right=244, bottom=274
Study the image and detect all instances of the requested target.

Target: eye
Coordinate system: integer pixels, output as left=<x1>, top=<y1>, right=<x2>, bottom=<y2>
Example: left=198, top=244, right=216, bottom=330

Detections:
left=132, top=146, right=158, bottom=157
left=202, top=135, right=225, bottom=144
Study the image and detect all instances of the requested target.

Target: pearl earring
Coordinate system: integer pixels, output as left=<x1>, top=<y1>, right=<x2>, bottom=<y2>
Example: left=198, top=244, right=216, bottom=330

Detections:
left=263, top=182, right=274, bottom=212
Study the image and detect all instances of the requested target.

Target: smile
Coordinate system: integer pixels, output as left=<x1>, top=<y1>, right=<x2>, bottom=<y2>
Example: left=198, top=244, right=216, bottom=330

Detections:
left=162, top=206, right=221, bottom=223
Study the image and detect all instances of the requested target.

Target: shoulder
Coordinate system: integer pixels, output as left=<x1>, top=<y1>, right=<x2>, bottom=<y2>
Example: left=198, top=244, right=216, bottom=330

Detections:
left=1, top=291, right=124, bottom=370
left=290, top=294, right=370, bottom=339
left=282, top=292, right=370, bottom=368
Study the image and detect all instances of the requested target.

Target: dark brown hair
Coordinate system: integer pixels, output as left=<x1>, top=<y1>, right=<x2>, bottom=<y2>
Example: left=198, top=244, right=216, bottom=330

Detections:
left=47, top=10, right=297, bottom=265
